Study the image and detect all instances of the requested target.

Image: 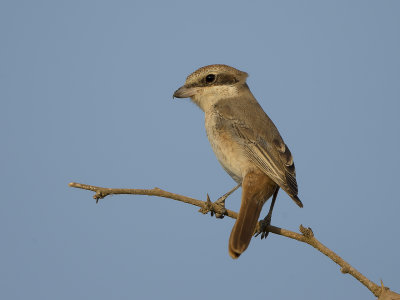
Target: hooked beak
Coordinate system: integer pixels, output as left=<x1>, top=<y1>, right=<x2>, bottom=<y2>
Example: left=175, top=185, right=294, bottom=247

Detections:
left=173, top=85, right=197, bottom=99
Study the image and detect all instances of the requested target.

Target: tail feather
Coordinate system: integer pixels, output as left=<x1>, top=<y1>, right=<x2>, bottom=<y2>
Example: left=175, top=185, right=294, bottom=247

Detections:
left=228, top=170, right=277, bottom=259
left=229, top=197, right=264, bottom=259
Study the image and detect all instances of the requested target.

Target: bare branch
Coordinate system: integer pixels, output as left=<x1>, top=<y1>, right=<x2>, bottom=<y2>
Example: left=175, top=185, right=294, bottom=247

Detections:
left=69, top=182, right=399, bottom=299
left=68, top=182, right=237, bottom=218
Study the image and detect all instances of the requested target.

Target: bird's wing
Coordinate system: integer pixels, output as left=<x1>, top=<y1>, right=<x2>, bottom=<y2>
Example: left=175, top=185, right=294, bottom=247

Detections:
left=214, top=99, right=302, bottom=207
left=235, top=126, right=298, bottom=195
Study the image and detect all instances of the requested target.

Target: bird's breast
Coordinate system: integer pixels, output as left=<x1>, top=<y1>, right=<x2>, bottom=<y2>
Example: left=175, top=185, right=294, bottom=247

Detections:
left=205, top=111, right=251, bottom=184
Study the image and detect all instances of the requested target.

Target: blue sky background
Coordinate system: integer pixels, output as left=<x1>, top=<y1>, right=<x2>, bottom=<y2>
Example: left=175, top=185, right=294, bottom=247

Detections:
left=1, top=1, right=399, bottom=299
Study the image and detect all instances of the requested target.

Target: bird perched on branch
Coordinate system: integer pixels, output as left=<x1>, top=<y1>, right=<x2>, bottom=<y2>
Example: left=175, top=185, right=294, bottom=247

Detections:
left=173, top=64, right=302, bottom=259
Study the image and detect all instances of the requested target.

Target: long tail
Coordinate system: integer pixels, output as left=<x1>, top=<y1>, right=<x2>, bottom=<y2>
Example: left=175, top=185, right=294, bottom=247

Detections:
left=228, top=195, right=264, bottom=259
left=228, top=171, right=276, bottom=259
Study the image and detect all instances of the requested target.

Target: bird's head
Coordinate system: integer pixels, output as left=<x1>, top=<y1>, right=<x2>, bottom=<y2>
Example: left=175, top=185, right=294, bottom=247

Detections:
left=173, top=64, right=249, bottom=111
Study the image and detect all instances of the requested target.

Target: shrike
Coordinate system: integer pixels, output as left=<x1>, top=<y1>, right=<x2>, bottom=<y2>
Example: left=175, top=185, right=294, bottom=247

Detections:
left=173, top=64, right=302, bottom=259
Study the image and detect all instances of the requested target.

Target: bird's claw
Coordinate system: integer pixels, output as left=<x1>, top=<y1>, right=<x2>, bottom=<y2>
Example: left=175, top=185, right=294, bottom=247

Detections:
left=254, top=214, right=272, bottom=239
left=198, top=194, right=227, bottom=219
left=213, top=194, right=227, bottom=218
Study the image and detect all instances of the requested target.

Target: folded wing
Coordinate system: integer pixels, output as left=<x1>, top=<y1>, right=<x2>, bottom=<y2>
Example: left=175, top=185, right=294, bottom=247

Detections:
left=214, top=98, right=303, bottom=207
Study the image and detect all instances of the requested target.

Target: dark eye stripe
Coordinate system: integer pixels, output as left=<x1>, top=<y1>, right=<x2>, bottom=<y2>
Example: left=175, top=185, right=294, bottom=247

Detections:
left=186, top=73, right=239, bottom=88
left=216, top=74, right=238, bottom=85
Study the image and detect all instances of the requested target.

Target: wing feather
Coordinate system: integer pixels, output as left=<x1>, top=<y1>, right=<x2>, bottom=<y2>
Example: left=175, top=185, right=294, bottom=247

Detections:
left=213, top=98, right=302, bottom=207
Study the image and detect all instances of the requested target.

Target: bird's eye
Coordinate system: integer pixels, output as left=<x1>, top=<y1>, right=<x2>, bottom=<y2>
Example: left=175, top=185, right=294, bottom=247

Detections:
left=205, top=74, right=216, bottom=83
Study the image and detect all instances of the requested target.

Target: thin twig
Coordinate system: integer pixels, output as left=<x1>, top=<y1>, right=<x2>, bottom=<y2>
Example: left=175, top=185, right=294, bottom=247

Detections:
left=69, top=182, right=399, bottom=299
left=68, top=182, right=237, bottom=218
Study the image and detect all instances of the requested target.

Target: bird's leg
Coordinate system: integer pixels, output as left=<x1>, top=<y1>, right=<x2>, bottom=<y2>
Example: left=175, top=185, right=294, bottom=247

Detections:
left=199, top=184, right=241, bottom=218
left=255, top=186, right=279, bottom=239
left=212, top=184, right=241, bottom=218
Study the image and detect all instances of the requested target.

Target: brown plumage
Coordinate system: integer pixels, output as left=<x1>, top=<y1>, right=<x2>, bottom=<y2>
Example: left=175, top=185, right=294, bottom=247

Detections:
left=174, top=64, right=302, bottom=258
left=229, top=169, right=277, bottom=258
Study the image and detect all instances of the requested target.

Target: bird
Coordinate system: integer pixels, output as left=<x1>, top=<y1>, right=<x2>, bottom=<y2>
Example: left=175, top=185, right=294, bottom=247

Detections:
left=173, top=64, right=302, bottom=259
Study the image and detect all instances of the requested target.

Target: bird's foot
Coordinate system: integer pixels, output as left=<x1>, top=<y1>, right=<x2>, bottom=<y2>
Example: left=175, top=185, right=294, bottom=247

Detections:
left=198, top=194, right=227, bottom=219
left=254, top=213, right=272, bottom=239
left=198, top=185, right=240, bottom=218
left=212, top=194, right=228, bottom=218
